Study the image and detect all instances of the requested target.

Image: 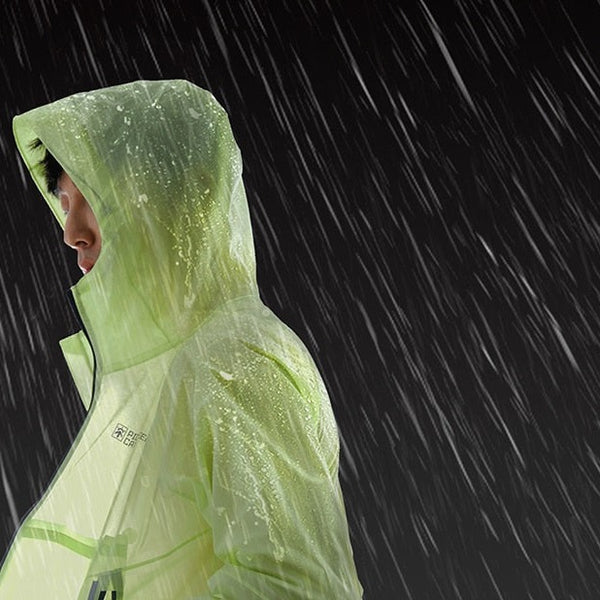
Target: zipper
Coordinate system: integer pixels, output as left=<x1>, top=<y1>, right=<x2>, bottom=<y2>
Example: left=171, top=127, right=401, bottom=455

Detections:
left=87, top=580, right=118, bottom=599
left=67, top=289, right=98, bottom=410
left=87, top=571, right=122, bottom=599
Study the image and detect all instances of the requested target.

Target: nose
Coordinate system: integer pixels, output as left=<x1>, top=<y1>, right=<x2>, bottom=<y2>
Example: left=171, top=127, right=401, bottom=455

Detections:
left=63, top=210, right=96, bottom=250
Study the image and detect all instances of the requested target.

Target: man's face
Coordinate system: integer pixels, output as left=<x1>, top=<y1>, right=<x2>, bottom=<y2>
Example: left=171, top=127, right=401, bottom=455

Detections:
left=56, top=172, right=102, bottom=275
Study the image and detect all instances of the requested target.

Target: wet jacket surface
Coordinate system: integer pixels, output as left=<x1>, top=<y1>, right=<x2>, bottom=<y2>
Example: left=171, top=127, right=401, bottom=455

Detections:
left=1, top=80, right=364, bottom=599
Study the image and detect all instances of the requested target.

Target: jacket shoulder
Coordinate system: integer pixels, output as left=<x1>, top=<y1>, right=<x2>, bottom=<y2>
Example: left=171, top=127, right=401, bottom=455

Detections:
left=177, top=301, right=326, bottom=401
left=173, top=299, right=341, bottom=471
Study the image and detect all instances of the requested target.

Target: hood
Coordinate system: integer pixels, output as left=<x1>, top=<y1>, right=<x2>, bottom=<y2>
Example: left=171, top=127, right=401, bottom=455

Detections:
left=13, top=80, right=259, bottom=374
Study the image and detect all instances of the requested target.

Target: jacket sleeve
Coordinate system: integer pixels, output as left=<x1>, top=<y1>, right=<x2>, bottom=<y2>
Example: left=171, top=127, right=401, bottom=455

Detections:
left=189, top=340, right=364, bottom=599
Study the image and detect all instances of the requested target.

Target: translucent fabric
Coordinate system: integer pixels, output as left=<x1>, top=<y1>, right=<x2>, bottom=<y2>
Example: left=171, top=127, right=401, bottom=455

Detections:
left=1, top=80, right=364, bottom=599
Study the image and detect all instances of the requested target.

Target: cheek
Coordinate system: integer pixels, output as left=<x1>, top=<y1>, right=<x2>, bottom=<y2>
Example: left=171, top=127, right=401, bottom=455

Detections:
left=89, top=210, right=102, bottom=243
left=82, top=202, right=98, bottom=224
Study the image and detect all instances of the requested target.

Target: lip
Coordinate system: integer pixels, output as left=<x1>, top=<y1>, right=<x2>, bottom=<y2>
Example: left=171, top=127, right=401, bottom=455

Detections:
left=78, top=259, right=95, bottom=275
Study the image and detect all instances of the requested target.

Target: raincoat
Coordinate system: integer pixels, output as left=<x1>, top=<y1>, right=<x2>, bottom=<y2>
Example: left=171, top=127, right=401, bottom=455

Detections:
left=1, top=80, right=364, bottom=599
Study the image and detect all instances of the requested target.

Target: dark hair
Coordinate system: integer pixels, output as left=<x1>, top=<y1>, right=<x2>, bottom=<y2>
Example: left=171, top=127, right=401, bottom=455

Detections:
left=28, top=138, right=64, bottom=196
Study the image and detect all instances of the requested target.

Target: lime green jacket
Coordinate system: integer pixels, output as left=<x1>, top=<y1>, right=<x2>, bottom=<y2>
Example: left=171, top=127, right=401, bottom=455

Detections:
left=2, top=80, right=364, bottom=599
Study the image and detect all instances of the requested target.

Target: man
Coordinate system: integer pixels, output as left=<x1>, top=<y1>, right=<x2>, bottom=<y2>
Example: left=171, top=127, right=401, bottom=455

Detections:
left=0, top=80, right=364, bottom=599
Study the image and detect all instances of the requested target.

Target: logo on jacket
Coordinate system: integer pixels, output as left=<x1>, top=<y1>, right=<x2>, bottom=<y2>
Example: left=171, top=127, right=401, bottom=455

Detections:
left=111, top=423, right=148, bottom=448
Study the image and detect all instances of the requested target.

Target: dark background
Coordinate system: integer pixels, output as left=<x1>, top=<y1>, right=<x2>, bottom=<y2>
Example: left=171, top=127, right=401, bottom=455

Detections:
left=2, top=1, right=600, bottom=597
